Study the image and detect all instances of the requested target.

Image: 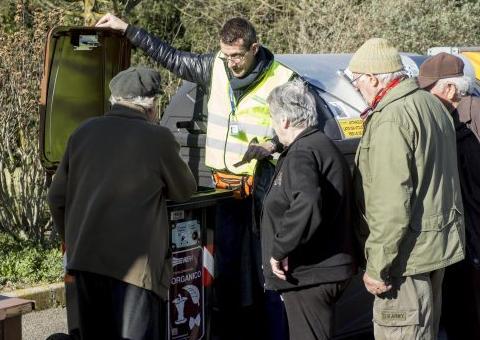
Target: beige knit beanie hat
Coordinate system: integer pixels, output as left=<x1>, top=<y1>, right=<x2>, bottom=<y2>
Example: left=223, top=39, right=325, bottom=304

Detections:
left=348, top=38, right=403, bottom=74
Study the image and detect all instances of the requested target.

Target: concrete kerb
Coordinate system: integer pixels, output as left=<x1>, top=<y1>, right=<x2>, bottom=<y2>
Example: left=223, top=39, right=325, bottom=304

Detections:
left=3, top=282, right=66, bottom=311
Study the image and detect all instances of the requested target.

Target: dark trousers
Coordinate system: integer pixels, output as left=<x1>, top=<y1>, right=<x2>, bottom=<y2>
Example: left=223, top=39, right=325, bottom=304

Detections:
left=282, top=282, right=347, bottom=340
left=213, top=197, right=256, bottom=340
left=213, top=194, right=288, bottom=339
left=441, top=260, right=480, bottom=340
left=73, top=271, right=166, bottom=340
left=213, top=160, right=288, bottom=340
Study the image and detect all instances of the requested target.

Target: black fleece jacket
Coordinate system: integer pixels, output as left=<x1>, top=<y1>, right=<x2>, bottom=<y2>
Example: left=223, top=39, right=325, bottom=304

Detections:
left=261, top=127, right=355, bottom=291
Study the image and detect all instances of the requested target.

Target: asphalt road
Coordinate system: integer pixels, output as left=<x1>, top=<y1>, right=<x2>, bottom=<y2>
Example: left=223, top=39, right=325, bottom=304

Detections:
left=22, top=307, right=449, bottom=340
left=23, top=307, right=68, bottom=340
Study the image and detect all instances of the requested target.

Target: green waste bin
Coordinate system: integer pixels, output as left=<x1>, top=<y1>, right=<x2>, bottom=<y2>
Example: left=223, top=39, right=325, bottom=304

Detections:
left=39, top=26, right=234, bottom=339
left=166, top=189, right=232, bottom=340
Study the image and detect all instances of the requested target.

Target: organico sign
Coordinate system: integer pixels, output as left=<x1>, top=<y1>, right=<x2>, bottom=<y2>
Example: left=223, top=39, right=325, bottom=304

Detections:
left=169, top=246, right=204, bottom=339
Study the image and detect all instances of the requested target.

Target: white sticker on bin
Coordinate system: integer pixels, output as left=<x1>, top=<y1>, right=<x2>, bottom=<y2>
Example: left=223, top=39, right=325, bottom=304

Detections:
left=171, top=210, right=185, bottom=221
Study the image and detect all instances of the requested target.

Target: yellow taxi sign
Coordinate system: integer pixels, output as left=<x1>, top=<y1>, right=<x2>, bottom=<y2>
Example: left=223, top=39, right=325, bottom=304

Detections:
left=337, top=118, right=364, bottom=138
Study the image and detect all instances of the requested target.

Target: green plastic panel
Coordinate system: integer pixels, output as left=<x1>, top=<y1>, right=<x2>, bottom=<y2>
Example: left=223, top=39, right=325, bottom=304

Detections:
left=40, top=27, right=130, bottom=170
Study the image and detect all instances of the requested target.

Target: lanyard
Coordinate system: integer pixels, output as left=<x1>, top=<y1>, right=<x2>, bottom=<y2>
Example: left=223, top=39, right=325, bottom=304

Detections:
left=228, top=85, right=236, bottom=114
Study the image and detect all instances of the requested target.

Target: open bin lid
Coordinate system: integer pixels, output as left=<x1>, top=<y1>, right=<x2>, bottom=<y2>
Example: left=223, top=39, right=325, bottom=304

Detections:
left=39, top=26, right=131, bottom=172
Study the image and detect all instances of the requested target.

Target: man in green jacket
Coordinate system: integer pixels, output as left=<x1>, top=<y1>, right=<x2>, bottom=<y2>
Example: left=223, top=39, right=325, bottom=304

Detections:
left=348, top=38, right=465, bottom=340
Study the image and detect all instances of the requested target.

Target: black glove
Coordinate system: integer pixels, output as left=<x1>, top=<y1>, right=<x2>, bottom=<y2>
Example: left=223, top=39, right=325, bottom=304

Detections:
left=233, top=138, right=275, bottom=167
left=242, top=143, right=272, bottom=162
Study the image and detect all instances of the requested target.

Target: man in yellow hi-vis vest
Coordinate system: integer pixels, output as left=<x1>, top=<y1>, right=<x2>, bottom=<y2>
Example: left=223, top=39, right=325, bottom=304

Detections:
left=97, top=15, right=295, bottom=340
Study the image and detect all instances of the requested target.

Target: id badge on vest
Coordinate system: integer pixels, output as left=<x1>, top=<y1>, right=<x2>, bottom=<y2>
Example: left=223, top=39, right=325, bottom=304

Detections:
left=229, top=111, right=241, bottom=137
left=230, top=122, right=240, bottom=136
left=228, top=86, right=240, bottom=137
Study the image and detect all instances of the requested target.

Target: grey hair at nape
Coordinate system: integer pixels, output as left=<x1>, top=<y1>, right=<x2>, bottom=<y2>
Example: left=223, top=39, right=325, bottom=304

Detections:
left=267, top=78, right=319, bottom=128
left=435, top=76, right=473, bottom=97
left=375, top=70, right=408, bottom=85
left=109, top=95, right=156, bottom=109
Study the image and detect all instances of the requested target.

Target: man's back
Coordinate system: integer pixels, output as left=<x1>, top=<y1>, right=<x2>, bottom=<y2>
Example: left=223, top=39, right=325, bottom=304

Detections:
left=48, top=104, right=196, bottom=299
left=455, top=95, right=480, bottom=267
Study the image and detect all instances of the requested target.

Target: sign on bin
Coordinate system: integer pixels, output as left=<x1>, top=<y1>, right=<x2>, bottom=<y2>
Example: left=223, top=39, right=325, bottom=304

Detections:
left=171, top=220, right=201, bottom=250
left=169, top=217, right=205, bottom=340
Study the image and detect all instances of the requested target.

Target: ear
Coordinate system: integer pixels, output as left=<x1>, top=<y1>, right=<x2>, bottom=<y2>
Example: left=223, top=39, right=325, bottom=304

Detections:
left=146, top=107, right=157, bottom=122
left=445, top=83, right=457, bottom=101
left=281, top=116, right=290, bottom=129
left=369, top=74, right=380, bottom=88
left=251, top=42, right=260, bottom=55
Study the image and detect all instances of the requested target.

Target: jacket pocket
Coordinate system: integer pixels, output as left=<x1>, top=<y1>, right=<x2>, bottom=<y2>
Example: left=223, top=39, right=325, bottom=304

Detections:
left=373, top=308, right=419, bottom=327
left=410, top=208, right=463, bottom=232
left=356, top=141, right=372, bottom=182
left=373, top=289, right=419, bottom=327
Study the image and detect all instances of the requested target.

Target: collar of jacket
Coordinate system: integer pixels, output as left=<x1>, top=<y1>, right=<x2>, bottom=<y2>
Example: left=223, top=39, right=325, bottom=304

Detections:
left=455, top=95, right=480, bottom=142
left=281, top=126, right=319, bottom=155
left=105, top=104, right=149, bottom=121
left=371, top=78, right=419, bottom=114
left=456, top=95, right=474, bottom=124
left=228, top=46, right=274, bottom=93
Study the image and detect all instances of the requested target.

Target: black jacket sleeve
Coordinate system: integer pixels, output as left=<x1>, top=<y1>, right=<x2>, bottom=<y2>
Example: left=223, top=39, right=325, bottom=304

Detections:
left=270, top=150, right=323, bottom=260
left=158, top=127, right=197, bottom=202
left=125, top=26, right=215, bottom=90
left=47, top=140, right=70, bottom=241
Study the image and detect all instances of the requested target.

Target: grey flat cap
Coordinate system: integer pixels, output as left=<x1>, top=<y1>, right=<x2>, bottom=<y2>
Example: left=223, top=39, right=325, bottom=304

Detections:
left=109, top=66, right=161, bottom=98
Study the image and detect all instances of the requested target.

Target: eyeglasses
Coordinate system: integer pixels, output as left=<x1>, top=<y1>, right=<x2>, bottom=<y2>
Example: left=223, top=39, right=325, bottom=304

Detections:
left=338, top=70, right=367, bottom=86
left=219, top=50, right=249, bottom=63
left=350, top=73, right=366, bottom=86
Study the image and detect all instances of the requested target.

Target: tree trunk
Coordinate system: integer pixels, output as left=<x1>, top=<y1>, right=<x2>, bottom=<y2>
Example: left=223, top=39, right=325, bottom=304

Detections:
left=84, top=0, right=95, bottom=25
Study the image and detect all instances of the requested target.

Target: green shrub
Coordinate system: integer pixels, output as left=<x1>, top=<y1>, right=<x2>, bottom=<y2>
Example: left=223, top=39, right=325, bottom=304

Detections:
left=0, top=3, right=63, bottom=246
left=0, top=233, right=63, bottom=290
left=172, top=0, right=480, bottom=54
left=2, top=0, right=480, bottom=248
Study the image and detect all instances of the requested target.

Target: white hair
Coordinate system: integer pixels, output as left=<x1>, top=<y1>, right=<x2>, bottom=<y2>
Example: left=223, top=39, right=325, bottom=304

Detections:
left=433, top=76, right=472, bottom=97
left=374, top=70, right=409, bottom=86
left=267, top=79, right=319, bottom=128
left=109, top=95, right=156, bottom=110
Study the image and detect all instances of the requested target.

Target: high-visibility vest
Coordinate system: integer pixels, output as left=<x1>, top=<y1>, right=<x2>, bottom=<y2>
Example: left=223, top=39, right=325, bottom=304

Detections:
left=206, top=53, right=294, bottom=175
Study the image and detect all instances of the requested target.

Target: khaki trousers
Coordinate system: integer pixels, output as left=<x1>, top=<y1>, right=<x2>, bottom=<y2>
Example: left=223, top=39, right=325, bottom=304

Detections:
left=373, top=269, right=445, bottom=340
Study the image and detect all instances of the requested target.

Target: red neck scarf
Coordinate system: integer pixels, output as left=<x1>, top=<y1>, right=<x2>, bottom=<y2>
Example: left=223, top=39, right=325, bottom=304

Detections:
left=360, top=78, right=403, bottom=120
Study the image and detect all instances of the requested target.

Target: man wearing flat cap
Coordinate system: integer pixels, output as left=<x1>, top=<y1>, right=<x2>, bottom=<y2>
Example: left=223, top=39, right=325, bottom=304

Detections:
left=96, top=14, right=295, bottom=340
left=48, top=66, right=196, bottom=339
left=418, top=52, right=480, bottom=340
left=348, top=38, right=465, bottom=339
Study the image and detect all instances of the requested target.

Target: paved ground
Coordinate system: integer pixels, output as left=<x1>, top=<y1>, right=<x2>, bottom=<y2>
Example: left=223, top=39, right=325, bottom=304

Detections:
left=23, top=307, right=68, bottom=340
left=21, top=307, right=448, bottom=340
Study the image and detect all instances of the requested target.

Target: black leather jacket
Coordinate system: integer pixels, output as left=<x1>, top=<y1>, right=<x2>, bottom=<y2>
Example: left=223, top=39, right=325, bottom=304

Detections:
left=126, top=26, right=281, bottom=97
left=125, top=25, right=284, bottom=151
left=126, top=26, right=215, bottom=92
